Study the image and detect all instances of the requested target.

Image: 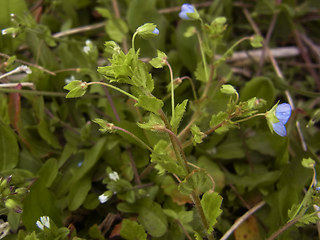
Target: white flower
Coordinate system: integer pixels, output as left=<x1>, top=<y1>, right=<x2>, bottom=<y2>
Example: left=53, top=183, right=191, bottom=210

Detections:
left=99, top=193, right=109, bottom=204
left=1, top=29, right=8, bottom=35
left=36, top=216, right=50, bottom=230
left=83, top=40, right=92, bottom=54
left=109, top=171, right=119, bottom=181
left=21, top=65, right=32, bottom=74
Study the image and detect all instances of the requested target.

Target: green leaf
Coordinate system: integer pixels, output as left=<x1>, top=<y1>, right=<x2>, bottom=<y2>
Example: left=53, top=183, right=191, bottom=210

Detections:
left=301, top=158, right=315, bottom=169
left=137, top=113, right=165, bottom=131
left=200, top=192, right=223, bottom=234
left=184, top=26, right=196, bottom=38
left=135, top=95, right=164, bottom=114
left=92, top=118, right=116, bottom=133
left=68, top=175, right=92, bottom=211
left=106, top=18, right=128, bottom=43
left=250, top=34, right=264, bottom=48
left=170, top=100, right=188, bottom=132
left=194, top=232, right=204, bottom=240
left=138, top=201, right=168, bottom=237
left=38, top=158, right=58, bottom=188
left=120, top=219, right=147, bottom=240
left=8, top=210, right=20, bottom=231
left=194, top=61, right=209, bottom=83
left=37, top=119, right=61, bottom=149
left=149, top=50, right=167, bottom=68
left=190, top=125, right=206, bottom=145
left=0, top=120, right=19, bottom=171
left=95, top=7, right=111, bottom=18
left=151, top=140, right=187, bottom=176
left=63, top=80, right=87, bottom=98
left=178, top=169, right=213, bottom=195
left=89, top=224, right=105, bottom=240
left=209, top=112, right=230, bottom=134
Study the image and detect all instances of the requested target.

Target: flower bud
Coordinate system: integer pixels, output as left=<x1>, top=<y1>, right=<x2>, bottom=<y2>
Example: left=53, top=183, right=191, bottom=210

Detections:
left=136, top=23, right=159, bottom=39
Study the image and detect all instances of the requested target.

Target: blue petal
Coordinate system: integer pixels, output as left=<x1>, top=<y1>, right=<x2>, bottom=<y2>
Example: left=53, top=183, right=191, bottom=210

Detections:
left=272, top=122, right=287, bottom=137
left=179, top=3, right=195, bottom=20
left=181, top=4, right=195, bottom=13
left=152, top=28, right=159, bottom=35
left=275, top=103, right=292, bottom=125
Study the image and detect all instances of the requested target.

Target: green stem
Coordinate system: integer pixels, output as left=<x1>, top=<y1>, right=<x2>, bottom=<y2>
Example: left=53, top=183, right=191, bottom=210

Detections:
left=112, top=125, right=153, bottom=152
left=180, top=76, right=198, bottom=101
left=165, top=60, right=175, bottom=120
left=289, top=166, right=316, bottom=221
left=195, top=30, right=209, bottom=82
left=219, top=36, right=251, bottom=62
left=267, top=210, right=320, bottom=240
left=132, top=32, right=138, bottom=53
left=87, top=82, right=138, bottom=101
left=158, top=111, right=213, bottom=240
left=233, top=113, right=266, bottom=123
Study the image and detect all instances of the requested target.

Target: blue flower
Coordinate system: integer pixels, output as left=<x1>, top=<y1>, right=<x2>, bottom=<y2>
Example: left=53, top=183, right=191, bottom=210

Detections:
left=271, top=103, right=292, bottom=137
left=152, top=27, right=159, bottom=35
left=179, top=4, right=195, bottom=20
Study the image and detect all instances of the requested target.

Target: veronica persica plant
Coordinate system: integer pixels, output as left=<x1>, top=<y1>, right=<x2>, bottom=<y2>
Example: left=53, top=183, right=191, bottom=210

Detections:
left=179, top=3, right=199, bottom=20
left=266, top=103, right=292, bottom=137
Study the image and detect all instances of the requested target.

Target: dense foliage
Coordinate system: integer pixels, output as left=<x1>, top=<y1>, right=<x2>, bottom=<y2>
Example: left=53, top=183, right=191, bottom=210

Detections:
left=0, top=0, right=320, bottom=239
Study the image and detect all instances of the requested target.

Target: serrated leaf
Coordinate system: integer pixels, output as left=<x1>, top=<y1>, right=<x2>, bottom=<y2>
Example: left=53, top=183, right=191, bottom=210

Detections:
left=151, top=140, right=187, bottom=176
left=209, top=112, right=229, bottom=134
left=190, top=124, right=206, bottom=145
left=149, top=50, right=167, bottom=68
left=170, top=100, right=188, bottom=133
left=178, top=169, right=213, bottom=195
left=296, top=212, right=320, bottom=227
left=137, top=113, right=165, bottom=131
left=194, top=232, right=204, bottom=240
left=135, top=95, right=164, bottom=114
left=194, top=61, right=209, bottom=82
left=92, top=118, right=116, bottom=133
left=120, top=219, right=147, bottom=240
left=200, top=192, right=223, bottom=234
left=64, top=80, right=87, bottom=98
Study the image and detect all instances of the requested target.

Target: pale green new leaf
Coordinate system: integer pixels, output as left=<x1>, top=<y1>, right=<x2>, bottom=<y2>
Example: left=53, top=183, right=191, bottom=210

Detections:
left=301, top=158, right=315, bottom=169
left=92, top=118, right=116, bottom=133
left=190, top=124, right=206, bottom=145
left=149, top=50, right=167, bottom=68
left=64, top=80, right=87, bottom=98
left=135, top=95, right=164, bottom=114
left=200, top=192, right=223, bottom=234
left=137, top=113, right=165, bottom=131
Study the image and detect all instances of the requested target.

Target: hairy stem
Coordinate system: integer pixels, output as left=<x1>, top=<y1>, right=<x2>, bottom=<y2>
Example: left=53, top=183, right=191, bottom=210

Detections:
left=165, top=60, right=175, bottom=120
left=88, top=82, right=138, bottom=101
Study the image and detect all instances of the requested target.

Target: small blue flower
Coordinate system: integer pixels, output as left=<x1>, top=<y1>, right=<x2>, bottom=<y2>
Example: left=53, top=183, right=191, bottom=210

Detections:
left=271, top=103, right=292, bottom=137
left=152, top=27, right=159, bottom=35
left=179, top=3, right=195, bottom=20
